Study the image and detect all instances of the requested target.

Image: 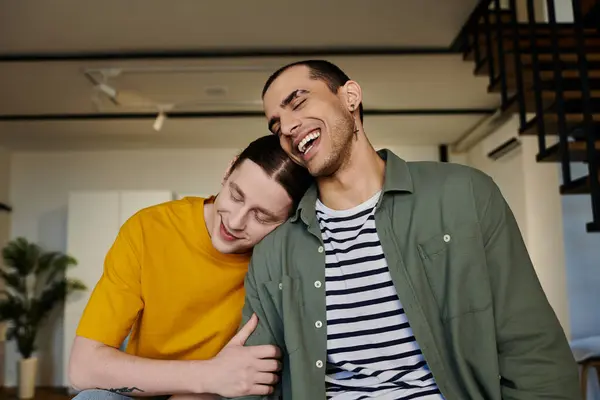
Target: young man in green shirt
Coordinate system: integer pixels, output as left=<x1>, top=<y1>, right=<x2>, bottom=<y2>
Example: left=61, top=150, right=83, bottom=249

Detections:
left=237, top=60, right=580, bottom=399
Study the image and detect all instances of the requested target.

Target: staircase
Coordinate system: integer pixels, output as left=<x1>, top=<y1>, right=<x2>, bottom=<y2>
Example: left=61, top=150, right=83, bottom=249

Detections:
left=455, top=0, right=600, bottom=233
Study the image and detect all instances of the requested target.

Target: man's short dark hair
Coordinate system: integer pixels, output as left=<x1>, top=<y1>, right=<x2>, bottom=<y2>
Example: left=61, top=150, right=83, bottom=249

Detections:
left=262, top=59, right=364, bottom=123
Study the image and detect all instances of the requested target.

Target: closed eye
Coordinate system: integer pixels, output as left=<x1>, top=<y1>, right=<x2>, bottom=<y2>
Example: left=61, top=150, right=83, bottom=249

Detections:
left=292, top=99, right=306, bottom=110
left=254, top=210, right=277, bottom=224
left=231, top=192, right=242, bottom=202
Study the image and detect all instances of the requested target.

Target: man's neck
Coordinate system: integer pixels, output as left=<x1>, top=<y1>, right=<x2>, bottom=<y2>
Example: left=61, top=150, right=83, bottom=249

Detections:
left=317, top=133, right=385, bottom=211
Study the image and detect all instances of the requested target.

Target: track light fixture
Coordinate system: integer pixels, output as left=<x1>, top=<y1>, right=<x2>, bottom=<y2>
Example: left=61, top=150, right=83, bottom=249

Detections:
left=96, top=83, right=117, bottom=99
left=153, top=110, right=167, bottom=131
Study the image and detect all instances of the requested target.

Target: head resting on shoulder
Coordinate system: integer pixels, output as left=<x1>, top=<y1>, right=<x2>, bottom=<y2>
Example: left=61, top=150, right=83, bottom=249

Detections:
left=209, top=134, right=313, bottom=254
left=261, top=59, right=364, bottom=177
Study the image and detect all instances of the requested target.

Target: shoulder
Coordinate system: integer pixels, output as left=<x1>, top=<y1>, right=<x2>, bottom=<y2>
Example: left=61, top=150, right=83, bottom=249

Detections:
left=248, top=218, right=300, bottom=282
left=407, top=161, right=497, bottom=201
left=131, top=196, right=203, bottom=219
left=120, top=196, right=209, bottom=239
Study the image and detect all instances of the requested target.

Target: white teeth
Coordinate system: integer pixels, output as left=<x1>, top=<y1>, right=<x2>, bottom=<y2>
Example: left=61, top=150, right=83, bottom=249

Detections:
left=297, top=131, right=321, bottom=153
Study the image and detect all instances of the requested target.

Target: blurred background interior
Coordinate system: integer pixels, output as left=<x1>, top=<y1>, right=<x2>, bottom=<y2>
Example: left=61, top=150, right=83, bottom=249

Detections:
left=0, top=0, right=599, bottom=398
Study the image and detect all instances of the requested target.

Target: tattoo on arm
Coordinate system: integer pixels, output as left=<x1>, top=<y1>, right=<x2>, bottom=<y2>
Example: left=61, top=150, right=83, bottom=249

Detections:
left=97, top=387, right=145, bottom=394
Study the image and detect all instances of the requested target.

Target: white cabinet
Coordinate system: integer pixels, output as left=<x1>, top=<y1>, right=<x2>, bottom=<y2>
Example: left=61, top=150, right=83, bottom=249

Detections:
left=62, top=190, right=172, bottom=386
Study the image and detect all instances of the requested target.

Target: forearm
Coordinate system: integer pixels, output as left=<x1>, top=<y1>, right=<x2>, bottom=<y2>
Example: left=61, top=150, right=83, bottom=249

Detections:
left=70, top=337, right=210, bottom=396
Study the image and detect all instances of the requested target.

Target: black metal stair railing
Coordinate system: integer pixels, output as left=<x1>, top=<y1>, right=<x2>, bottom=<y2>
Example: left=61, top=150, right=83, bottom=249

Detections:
left=509, top=0, right=527, bottom=129
left=527, top=0, right=548, bottom=154
left=459, top=0, right=600, bottom=232
left=546, top=0, right=571, bottom=185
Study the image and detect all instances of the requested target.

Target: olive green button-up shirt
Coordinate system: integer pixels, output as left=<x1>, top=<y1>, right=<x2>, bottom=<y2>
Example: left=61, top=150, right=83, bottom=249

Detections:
left=236, top=150, right=580, bottom=400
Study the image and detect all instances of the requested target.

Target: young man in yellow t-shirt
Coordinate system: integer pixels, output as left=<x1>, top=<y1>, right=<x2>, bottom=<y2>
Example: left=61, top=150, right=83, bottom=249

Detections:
left=68, top=135, right=313, bottom=400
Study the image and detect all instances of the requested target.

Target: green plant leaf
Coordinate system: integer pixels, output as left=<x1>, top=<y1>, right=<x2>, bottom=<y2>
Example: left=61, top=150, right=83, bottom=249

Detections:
left=67, top=279, right=87, bottom=292
left=44, top=254, right=78, bottom=284
left=0, top=270, right=25, bottom=296
left=2, top=237, right=41, bottom=277
left=0, top=237, right=81, bottom=358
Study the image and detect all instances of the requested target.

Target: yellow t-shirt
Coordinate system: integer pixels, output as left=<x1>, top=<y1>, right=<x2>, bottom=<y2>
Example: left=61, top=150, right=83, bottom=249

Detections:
left=76, top=196, right=251, bottom=360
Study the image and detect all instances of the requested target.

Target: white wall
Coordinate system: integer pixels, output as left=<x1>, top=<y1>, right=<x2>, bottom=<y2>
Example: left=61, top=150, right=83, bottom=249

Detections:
left=6, top=144, right=439, bottom=387
left=466, top=116, right=571, bottom=338
left=562, top=162, right=600, bottom=340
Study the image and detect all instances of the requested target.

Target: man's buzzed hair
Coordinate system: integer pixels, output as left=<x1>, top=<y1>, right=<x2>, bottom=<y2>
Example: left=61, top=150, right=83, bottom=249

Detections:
left=262, top=59, right=364, bottom=123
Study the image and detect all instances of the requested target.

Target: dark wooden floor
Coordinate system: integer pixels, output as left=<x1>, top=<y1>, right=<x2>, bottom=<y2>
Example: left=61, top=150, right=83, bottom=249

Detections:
left=0, top=387, right=70, bottom=400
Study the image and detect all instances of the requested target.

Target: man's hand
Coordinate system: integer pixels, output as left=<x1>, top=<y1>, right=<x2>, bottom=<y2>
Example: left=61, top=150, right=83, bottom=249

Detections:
left=200, top=313, right=281, bottom=397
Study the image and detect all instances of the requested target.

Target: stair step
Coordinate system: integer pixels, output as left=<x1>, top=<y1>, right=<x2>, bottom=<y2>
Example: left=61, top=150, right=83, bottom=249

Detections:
left=560, top=96, right=600, bottom=113
left=586, top=221, right=600, bottom=232
left=560, top=170, right=600, bottom=195
left=488, top=70, right=600, bottom=92
left=520, top=113, right=600, bottom=136
left=501, top=92, right=552, bottom=114
left=465, top=35, right=600, bottom=61
left=537, top=140, right=600, bottom=162
left=501, top=91, right=600, bottom=115
left=469, top=24, right=599, bottom=39
left=475, top=55, right=600, bottom=76
left=474, top=11, right=512, bottom=25
left=473, top=52, right=600, bottom=73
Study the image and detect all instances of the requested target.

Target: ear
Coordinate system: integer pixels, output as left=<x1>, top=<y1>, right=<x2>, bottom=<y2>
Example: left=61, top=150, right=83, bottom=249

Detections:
left=221, top=155, right=239, bottom=185
left=342, top=80, right=362, bottom=114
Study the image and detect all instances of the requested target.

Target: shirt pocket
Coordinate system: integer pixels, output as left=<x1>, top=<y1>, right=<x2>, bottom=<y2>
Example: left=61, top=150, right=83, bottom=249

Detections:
left=417, top=226, right=492, bottom=320
left=263, top=275, right=303, bottom=354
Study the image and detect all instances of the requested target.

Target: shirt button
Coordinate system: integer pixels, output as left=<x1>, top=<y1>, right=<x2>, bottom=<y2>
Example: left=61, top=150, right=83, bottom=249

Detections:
left=314, top=280, right=322, bottom=288
left=443, top=234, right=451, bottom=243
left=278, top=283, right=283, bottom=290
left=315, top=320, right=323, bottom=328
left=316, top=360, right=323, bottom=368
left=317, top=246, right=324, bottom=253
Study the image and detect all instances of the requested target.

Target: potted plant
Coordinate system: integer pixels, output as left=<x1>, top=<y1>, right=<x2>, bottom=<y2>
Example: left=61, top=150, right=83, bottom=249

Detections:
left=0, top=237, right=86, bottom=399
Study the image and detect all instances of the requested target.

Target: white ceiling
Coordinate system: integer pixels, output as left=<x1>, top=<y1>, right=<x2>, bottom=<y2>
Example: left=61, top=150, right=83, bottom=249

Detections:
left=0, top=0, right=500, bottom=151
left=0, top=0, right=479, bottom=52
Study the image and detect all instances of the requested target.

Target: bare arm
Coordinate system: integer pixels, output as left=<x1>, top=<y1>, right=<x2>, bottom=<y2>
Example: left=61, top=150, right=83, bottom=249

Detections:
left=69, top=336, right=206, bottom=396
left=69, top=315, right=280, bottom=398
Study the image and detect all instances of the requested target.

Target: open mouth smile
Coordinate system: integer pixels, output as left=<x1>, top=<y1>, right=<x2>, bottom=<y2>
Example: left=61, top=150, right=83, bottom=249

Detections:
left=295, top=129, right=321, bottom=159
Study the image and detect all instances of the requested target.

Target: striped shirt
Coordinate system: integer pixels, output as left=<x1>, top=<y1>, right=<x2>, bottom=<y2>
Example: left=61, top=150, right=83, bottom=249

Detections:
left=316, top=191, right=443, bottom=400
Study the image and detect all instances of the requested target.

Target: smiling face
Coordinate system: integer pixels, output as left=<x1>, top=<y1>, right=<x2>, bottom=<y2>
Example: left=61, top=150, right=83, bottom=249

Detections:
left=263, top=65, right=360, bottom=177
left=210, top=159, right=293, bottom=254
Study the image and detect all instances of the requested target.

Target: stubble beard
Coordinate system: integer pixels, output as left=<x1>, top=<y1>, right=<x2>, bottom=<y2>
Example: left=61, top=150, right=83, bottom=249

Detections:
left=311, top=111, right=356, bottom=178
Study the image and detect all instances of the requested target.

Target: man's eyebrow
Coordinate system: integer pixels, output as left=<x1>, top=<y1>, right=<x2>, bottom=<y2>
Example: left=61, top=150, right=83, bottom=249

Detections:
left=268, top=89, right=309, bottom=132
left=281, top=89, right=308, bottom=108
left=229, top=181, right=245, bottom=198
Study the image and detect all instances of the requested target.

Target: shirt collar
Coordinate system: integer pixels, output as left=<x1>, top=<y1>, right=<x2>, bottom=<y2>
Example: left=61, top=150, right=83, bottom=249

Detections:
left=291, top=149, right=413, bottom=224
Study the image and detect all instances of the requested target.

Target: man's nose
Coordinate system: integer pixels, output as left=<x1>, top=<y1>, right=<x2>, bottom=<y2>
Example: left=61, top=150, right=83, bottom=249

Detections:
left=228, top=210, right=247, bottom=231
left=280, top=114, right=301, bottom=137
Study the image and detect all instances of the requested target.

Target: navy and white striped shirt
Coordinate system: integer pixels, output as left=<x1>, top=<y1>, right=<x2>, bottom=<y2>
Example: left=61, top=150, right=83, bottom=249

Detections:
left=316, top=191, right=443, bottom=400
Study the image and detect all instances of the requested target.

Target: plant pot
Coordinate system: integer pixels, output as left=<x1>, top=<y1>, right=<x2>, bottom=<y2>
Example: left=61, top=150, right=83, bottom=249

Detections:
left=17, top=357, right=37, bottom=399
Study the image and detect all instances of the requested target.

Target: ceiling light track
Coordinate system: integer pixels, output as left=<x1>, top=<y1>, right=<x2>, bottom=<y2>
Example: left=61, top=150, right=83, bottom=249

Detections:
left=84, top=65, right=282, bottom=75
left=0, top=108, right=497, bottom=122
left=0, top=47, right=458, bottom=63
